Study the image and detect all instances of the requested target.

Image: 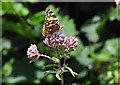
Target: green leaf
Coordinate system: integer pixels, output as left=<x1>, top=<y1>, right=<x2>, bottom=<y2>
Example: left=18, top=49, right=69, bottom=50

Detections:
left=91, top=16, right=101, bottom=22
left=43, top=64, right=59, bottom=69
left=38, top=42, right=46, bottom=53
left=76, top=47, right=93, bottom=66
left=5, top=76, right=26, bottom=83
left=35, top=59, right=45, bottom=68
left=40, top=70, right=56, bottom=74
left=96, top=38, right=119, bottom=62
left=90, top=38, right=119, bottom=62
left=89, top=43, right=103, bottom=60
left=2, top=2, right=29, bottom=16
left=60, top=55, right=62, bottom=58
left=27, top=11, right=45, bottom=25
left=66, top=66, right=78, bottom=77
left=46, top=74, right=54, bottom=83
left=77, top=69, right=88, bottom=79
left=35, top=70, right=45, bottom=79
left=2, top=58, right=14, bottom=77
left=55, top=69, right=61, bottom=80
left=81, top=22, right=99, bottom=43
left=52, top=57, right=59, bottom=63
left=59, top=15, right=78, bottom=36
left=96, top=16, right=108, bottom=34
left=32, top=23, right=42, bottom=36
left=109, top=6, right=120, bottom=21
left=101, top=38, right=119, bottom=56
left=97, top=53, right=110, bottom=62
left=2, top=38, right=11, bottom=55
left=2, top=2, right=15, bottom=15
left=12, top=3, right=29, bottom=16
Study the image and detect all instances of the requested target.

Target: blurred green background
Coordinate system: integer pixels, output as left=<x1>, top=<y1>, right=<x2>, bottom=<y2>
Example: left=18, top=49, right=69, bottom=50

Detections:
left=1, top=2, right=120, bottom=84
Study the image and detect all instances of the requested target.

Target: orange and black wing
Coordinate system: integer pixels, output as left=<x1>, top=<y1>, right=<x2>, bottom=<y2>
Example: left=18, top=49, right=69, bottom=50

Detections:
left=42, top=8, right=60, bottom=36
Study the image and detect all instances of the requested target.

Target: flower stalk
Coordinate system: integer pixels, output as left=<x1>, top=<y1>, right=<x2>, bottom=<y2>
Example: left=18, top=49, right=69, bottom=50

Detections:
left=56, top=49, right=64, bottom=85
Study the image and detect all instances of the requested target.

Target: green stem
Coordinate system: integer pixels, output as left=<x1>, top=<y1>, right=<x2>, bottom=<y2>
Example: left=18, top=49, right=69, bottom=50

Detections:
left=61, top=73, right=64, bottom=85
left=56, top=49, right=64, bottom=85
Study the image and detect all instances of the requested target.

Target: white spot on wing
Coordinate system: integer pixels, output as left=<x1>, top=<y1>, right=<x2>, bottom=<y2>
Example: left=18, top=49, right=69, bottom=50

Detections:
left=48, top=13, right=50, bottom=16
left=49, top=9, right=52, bottom=12
left=51, top=13, right=55, bottom=16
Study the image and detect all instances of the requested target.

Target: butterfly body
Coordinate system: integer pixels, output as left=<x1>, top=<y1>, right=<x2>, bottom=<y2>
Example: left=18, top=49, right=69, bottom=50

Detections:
left=42, top=8, right=64, bottom=36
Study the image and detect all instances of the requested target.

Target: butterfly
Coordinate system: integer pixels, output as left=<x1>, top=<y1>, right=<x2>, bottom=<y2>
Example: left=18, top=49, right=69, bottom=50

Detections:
left=42, top=8, right=64, bottom=36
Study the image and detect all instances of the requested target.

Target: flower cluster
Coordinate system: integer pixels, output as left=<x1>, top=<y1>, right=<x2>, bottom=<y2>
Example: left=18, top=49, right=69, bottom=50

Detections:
left=27, top=44, right=41, bottom=63
left=43, top=33, right=66, bottom=49
left=65, top=36, right=78, bottom=52
left=27, top=34, right=78, bottom=63
left=27, top=44, right=57, bottom=63
left=43, top=33, right=78, bottom=52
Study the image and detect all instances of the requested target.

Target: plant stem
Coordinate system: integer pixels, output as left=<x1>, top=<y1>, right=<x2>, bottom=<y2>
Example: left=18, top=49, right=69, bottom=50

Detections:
left=61, top=73, right=64, bottom=85
left=41, top=54, right=56, bottom=62
left=56, top=49, right=62, bottom=68
left=63, top=56, right=66, bottom=68
left=56, top=49, right=64, bottom=85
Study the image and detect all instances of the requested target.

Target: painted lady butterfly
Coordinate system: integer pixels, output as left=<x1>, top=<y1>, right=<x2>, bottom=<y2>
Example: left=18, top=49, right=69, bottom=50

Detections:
left=42, top=8, right=64, bottom=36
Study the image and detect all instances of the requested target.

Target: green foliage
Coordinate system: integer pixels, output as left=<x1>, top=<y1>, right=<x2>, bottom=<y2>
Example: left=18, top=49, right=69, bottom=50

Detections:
left=2, top=58, right=14, bottom=77
left=52, top=57, right=59, bottom=63
left=4, top=76, right=26, bottom=83
left=2, top=38, right=11, bottom=55
left=2, top=2, right=119, bottom=84
left=27, top=11, right=45, bottom=25
left=77, top=69, right=88, bottom=78
left=2, top=2, right=29, bottom=16
left=2, top=19, right=30, bottom=38
left=101, top=38, right=118, bottom=56
left=2, top=2, right=14, bottom=15
left=81, top=16, right=101, bottom=43
left=109, top=6, right=120, bottom=21
left=41, top=70, right=56, bottom=75
left=55, top=69, right=61, bottom=80
left=42, top=64, right=59, bottom=69
left=76, top=47, right=93, bottom=66
left=35, top=59, right=46, bottom=68
left=59, top=15, right=78, bottom=36
left=45, top=74, right=55, bottom=83
left=65, top=66, right=78, bottom=77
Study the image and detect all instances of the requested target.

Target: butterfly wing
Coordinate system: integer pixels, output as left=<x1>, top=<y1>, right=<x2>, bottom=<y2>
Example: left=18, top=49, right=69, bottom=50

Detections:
left=42, top=8, right=60, bottom=36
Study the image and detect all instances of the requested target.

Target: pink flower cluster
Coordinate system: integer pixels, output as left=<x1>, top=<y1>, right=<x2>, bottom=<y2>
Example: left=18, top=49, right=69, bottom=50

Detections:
left=27, top=33, right=78, bottom=63
left=27, top=44, right=41, bottom=63
left=27, top=44, right=39, bottom=58
left=65, top=36, right=78, bottom=51
left=43, top=33, right=78, bottom=52
left=27, top=44, right=57, bottom=63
